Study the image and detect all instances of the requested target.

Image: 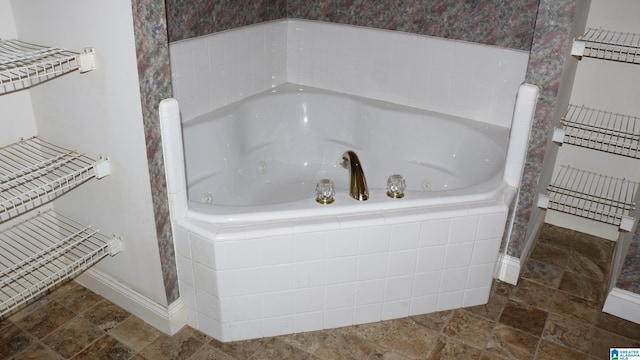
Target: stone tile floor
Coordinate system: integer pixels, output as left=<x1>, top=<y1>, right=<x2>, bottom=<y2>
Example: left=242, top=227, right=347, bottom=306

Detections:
left=2, top=223, right=640, bottom=359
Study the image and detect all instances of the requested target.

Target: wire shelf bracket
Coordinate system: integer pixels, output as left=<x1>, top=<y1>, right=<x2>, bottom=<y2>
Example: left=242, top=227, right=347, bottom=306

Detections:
left=0, top=210, right=122, bottom=317
left=0, top=136, right=111, bottom=224
left=571, top=28, right=640, bottom=64
left=537, top=165, right=638, bottom=231
left=0, top=39, right=96, bottom=95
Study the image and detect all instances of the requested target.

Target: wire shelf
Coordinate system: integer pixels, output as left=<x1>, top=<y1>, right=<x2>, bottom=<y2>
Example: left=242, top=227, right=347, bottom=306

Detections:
left=0, top=39, right=95, bottom=94
left=543, top=165, right=637, bottom=228
left=0, top=210, right=121, bottom=317
left=0, top=137, right=110, bottom=224
left=556, top=105, right=640, bottom=158
left=572, top=28, right=640, bottom=64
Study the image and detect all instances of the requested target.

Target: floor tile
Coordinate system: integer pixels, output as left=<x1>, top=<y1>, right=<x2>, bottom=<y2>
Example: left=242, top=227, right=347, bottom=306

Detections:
left=10, top=298, right=76, bottom=339
left=248, top=337, right=315, bottom=360
left=558, top=272, right=603, bottom=303
left=595, top=312, right=640, bottom=341
left=72, top=334, right=135, bottom=360
left=209, top=338, right=271, bottom=359
left=441, top=310, right=494, bottom=349
left=189, top=344, right=237, bottom=360
left=109, top=315, right=162, bottom=352
left=529, top=243, right=570, bottom=269
left=537, top=224, right=575, bottom=249
left=48, top=281, right=104, bottom=314
left=463, top=294, right=507, bottom=322
left=411, top=310, right=454, bottom=332
left=0, top=323, right=36, bottom=359
left=41, top=317, right=105, bottom=358
left=425, top=336, right=482, bottom=360
left=11, top=343, right=62, bottom=360
left=550, top=291, right=598, bottom=323
left=82, top=299, right=131, bottom=332
left=509, top=279, right=555, bottom=310
left=485, top=324, right=539, bottom=360
left=541, top=313, right=593, bottom=353
left=589, top=328, right=640, bottom=359
left=139, top=327, right=206, bottom=360
left=534, top=339, right=587, bottom=360
left=520, top=259, right=563, bottom=288
left=314, top=330, right=375, bottom=360
left=498, top=301, right=547, bottom=336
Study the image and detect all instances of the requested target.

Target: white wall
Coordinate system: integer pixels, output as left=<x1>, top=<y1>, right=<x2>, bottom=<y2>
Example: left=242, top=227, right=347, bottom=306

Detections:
left=0, top=0, right=37, bottom=145
left=8, top=0, right=169, bottom=308
left=170, top=19, right=529, bottom=129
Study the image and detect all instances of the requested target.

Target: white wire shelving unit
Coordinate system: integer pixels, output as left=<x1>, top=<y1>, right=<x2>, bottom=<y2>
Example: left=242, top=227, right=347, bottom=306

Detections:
left=538, top=166, right=638, bottom=231
left=572, top=28, right=640, bottom=64
left=0, top=39, right=95, bottom=94
left=0, top=137, right=110, bottom=223
left=0, top=210, right=121, bottom=316
left=553, top=105, right=640, bottom=158
left=539, top=28, right=640, bottom=231
left=0, top=39, right=120, bottom=317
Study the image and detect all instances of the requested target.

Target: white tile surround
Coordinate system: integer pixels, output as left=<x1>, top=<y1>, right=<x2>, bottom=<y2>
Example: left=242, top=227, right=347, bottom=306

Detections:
left=165, top=20, right=533, bottom=341
left=169, top=19, right=528, bottom=128
left=173, top=202, right=511, bottom=341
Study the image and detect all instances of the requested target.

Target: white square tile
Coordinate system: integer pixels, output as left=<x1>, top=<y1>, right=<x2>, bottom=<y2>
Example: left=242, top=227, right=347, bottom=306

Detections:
left=217, top=268, right=261, bottom=297
left=197, top=313, right=222, bottom=340
left=228, top=320, right=262, bottom=342
left=190, top=234, right=216, bottom=268
left=294, top=287, right=324, bottom=313
left=195, top=288, right=220, bottom=320
left=293, top=311, right=323, bottom=333
left=262, top=316, right=293, bottom=338
left=357, top=253, right=388, bottom=281
left=219, top=295, right=262, bottom=322
left=444, top=243, right=474, bottom=269
left=440, top=267, right=468, bottom=293
left=449, top=216, right=479, bottom=244
left=466, top=263, right=496, bottom=289
left=384, top=276, right=413, bottom=302
left=382, top=300, right=410, bottom=320
left=354, top=304, right=383, bottom=325
left=173, top=228, right=191, bottom=258
left=419, top=219, right=450, bottom=247
left=410, top=295, right=438, bottom=316
left=389, top=222, right=421, bottom=251
left=471, top=238, right=501, bottom=265
left=218, top=239, right=262, bottom=270
left=326, top=229, right=359, bottom=257
left=355, top=279, right=385, bottom=305
left=412, top=271, right=442, bottom=297
left=325, top=283, right=355, bottom=310
left=193, top=263, right=217, bottom=294
left=262, top=264, right=294, bottom=292
left=324, top=308, right=354, bottom=329
left=463, top=286, right=491, bottom=307
left=359, top=226, right=390, bottom=254
left=178, top=281, right=196, bottom=310
left=263, top=291, right=294, bottom=318
left=477, top=212, right=508, bottom=240
left=387, top=250, right=417, bottom=277
left=295, top=261, right=325, bottom=288
left=436, top=291, right=464, bottom=311
left=294, top=232, right=326, bottom=261
left=415, top=245, right=446, bottom=273
left=326, top=257, right=357, bottom=285
left=261, top=235, right=294, bottom=266
left=176, top=255, right=194, bottom=285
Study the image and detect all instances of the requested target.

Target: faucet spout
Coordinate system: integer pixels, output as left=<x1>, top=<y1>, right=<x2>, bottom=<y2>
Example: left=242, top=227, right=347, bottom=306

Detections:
left=341, top=150, right=369, bottom=201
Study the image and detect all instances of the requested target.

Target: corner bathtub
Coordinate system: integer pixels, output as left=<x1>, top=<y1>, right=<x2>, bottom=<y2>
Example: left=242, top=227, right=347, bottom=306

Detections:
left=159, top=83, right=538, bottom=342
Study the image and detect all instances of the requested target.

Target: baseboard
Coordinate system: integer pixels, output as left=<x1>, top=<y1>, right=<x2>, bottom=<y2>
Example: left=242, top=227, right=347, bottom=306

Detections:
left=75, top=268, right=187, bottom=335
left=603, top=288, right=640, bottom=325
left=494, top=253, right=521, bottom=285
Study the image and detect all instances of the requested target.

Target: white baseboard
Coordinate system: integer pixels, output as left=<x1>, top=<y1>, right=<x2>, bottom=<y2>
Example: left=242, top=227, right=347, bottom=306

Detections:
left=494, top=253, right=521, bottom=285
left=603, top=288, right=640, bottom=325
left=75, top=268, right=187, bottom=335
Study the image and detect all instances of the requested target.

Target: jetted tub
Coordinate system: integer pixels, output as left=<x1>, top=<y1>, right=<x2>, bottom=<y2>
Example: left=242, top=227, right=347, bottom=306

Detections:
left=159, top=83, right=538, bottom=342
left=184, top=84, right=509, bottom=223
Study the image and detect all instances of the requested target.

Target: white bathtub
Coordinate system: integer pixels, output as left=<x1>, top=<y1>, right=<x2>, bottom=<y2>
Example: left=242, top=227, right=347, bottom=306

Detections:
left=159, top=83, right=538, bottom=342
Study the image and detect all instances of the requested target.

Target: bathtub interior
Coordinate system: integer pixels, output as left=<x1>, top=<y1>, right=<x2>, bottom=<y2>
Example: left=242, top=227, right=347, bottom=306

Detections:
left=183, top=84, right=510, bottom=209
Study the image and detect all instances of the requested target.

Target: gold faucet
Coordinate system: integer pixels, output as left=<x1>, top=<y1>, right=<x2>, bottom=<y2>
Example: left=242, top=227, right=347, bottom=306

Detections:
left=341, top=150, right=369, bottom=201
